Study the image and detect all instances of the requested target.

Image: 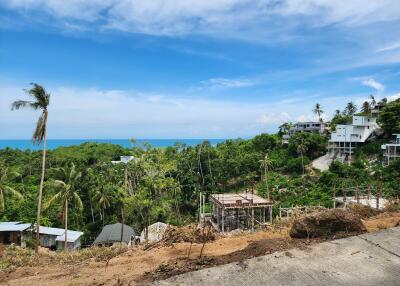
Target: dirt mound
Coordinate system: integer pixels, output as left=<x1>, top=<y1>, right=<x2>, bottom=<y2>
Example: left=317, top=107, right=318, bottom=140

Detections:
left=347, top=204, right=381, bottom=218
left=162, top=223, right=217, bottom=244
left=290, top=208, right=366, bottom=239
left=384, top=201, right=400, bottom=212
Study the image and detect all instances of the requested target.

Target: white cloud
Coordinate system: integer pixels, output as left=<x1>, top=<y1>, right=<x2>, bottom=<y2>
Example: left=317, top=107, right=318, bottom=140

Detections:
left=362, top=78, right=385, bottom=93
left=201, top=77, right=255, bottom=89
left=2, top=1, right=400, bottom=37
left=0, top=84, right=366, bottom=139
left=257, top=112, right=291, bottom=125
left=387, top=93, right=400, bottom=102
left=376, top=42, right=400, bottom=53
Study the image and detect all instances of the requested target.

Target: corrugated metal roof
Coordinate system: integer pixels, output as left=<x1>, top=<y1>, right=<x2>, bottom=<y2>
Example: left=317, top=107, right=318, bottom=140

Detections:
left=56, top=230, right=84, bottom=243
left=0, top=222, right=31, bottom=232
left=93, top=223, right=135, bottom=245
left=38, top=226, right=65, bottom=236
left=0, top=221, right=21, bottom=225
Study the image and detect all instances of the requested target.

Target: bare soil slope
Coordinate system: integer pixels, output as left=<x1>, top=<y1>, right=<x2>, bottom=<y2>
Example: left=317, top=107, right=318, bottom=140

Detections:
left=1, top=211, right=399, bottom=286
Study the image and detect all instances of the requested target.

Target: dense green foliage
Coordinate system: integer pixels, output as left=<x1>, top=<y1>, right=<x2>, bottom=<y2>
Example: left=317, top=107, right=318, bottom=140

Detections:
left=1, top=128, right=398, bottom=244
left=378, top=98, right=400, bottom=135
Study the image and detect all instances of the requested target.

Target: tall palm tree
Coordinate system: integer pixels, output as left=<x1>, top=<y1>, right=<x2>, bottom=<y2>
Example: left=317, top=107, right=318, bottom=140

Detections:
left=46, top=163, right=83, bottom=251
left=11, top=83, right=50, bottom=254
left=334, top=109, right=341, bottom=117
left=297, top=140, right=308, bottom=177
left=313, top=103, right=324, bottom=122
left=361, top=101, right=371, bottom=114
left=259, top=154, right=273, bottom=200
left=369, top=95, right=376, bottom=107
left=0, top=164, right=23, bottom=211
left=93, top=184, right=113, bottom=225
left=345, top=102, right=357, bottom=116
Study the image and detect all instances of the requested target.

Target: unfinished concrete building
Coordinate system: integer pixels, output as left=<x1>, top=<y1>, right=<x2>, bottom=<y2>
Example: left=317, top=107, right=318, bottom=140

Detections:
left=209, top=193, right=273, bottom=233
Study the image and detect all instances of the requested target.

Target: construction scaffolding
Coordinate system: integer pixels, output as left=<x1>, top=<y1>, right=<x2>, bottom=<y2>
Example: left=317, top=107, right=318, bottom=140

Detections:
left=208, top=192, right=273, bottom=233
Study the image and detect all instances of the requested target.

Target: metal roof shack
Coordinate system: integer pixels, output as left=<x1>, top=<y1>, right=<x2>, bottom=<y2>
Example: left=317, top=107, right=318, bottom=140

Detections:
left=210, top=193, right=272, bottom=209
left=36, top=226, right=83, bottom=251
left=0, top=222, right=32, bottom=247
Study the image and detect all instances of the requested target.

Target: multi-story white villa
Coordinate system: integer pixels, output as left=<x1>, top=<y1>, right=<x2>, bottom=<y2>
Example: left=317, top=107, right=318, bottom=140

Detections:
left=282, top=121, right=329, bottom=144
left=289, top=121, right=329, bottom=136
left=329, top=116, right=381, bottom=162
left=381, top=134, right=400, bottom=166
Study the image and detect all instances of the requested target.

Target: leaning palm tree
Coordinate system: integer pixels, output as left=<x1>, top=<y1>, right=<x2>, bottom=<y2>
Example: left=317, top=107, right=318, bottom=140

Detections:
left=11, top=83, right=50, bottom=254
left=259, top=154, right=273, bottom=200
left=46, top=163, right=83, bottom=251
left=0, top=164, right=23, bottom=211
left=313, top=103, right=324, bottom=122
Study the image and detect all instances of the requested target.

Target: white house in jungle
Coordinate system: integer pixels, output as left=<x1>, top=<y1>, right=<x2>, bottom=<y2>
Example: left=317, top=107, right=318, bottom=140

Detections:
left=329, top=115, right=382, bottom=163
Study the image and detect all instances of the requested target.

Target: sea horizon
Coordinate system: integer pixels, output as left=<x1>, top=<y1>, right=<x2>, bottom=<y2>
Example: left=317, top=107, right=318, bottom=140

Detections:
left=0, top=138, right=227, bottom=151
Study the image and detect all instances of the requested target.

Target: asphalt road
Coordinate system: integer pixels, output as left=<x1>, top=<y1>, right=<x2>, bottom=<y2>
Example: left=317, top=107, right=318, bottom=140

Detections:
left=151, top=227, right=400, bottom=286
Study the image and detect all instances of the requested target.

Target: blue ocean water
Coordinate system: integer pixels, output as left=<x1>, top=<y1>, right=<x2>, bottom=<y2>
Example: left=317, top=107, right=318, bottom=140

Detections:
left=0, top=139, right=226, bottom=151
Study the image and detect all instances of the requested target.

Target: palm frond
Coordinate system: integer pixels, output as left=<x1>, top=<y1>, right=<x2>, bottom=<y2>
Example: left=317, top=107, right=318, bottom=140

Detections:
left=32, top=111, right=47, bottom=144
left=44, top=192, right=63, bottom=210
left=73, top=192, right=84, bottom=210
left=4, top=185, right=23, bottom=200
left=11, top=100, right=35, bottom=110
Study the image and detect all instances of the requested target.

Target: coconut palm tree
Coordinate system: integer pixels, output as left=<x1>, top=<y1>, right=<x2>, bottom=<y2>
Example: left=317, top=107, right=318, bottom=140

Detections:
left=369, top=95, right=376, bottom=107
left=313, top=103, right=324, bottom=122
left=361, top=101, right=371, bottom=114
left=93, top=184, right=113, bottom=225
left=46, top=163, right=83, bottom=251
left=259, top=154, right=273, bottom=200
left=11, top=83, right=50, bottom=254
left=297, top=141, right=308, bottom=177
left=0, top=164, right=23, bottom=211
left=344, top=102, right=357, bottom=116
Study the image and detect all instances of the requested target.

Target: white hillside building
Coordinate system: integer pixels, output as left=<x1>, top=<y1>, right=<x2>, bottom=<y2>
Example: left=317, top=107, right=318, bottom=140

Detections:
left=381, top=134, right=400, bottom=166
left=329, top=116, right=381, bottom=162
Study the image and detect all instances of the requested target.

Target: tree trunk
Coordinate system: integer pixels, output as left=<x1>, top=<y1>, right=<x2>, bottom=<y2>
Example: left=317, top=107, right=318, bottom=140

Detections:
left=35, top=128, right=47, bottom=255
left=120, top=206, right=124, bottom=243
left=265, top=165, right=269, bottom=200
left=64, top=199, right=68, bottom=252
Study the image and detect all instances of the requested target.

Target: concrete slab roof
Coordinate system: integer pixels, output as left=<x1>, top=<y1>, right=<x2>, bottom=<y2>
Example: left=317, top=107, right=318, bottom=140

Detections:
left=210, top=193, right=272, bottom=208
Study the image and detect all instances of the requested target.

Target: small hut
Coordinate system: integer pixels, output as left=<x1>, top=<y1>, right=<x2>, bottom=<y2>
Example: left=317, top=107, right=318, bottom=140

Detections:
left=93, top=223, right=135, bottom=246
left=37, top=226, right=83, bottom=250
left=0, top=222, right=31, bottom=247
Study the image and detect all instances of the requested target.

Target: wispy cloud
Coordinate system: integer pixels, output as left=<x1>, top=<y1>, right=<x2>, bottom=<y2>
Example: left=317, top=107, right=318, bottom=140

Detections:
left=2, top=1, right=400, bottom=37
left=362, top=78, right=385, bottom=93
left=201, top=77, right=255, bottom=89
left=376, top=42, right=400, bottom=53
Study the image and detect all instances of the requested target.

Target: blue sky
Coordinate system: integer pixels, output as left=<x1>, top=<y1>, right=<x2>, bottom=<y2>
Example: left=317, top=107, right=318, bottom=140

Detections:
left=1, top=0, right=400, bottom=139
